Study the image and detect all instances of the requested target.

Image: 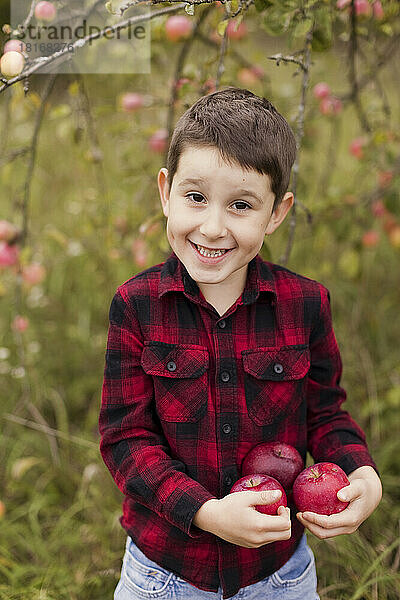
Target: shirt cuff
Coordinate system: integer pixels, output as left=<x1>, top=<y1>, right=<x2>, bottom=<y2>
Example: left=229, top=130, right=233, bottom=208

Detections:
left=163, top=486, right=218, bottom=539
left=321, top=444, right=380, bottom=478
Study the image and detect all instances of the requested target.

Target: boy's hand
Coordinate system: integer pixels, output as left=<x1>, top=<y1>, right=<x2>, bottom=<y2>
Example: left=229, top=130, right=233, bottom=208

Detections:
left=296, top=465, right=382, bottom=539
left=193, top=490, right=291, bottom=548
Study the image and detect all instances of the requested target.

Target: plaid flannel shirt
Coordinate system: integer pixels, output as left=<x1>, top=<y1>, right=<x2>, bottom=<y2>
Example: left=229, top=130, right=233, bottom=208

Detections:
left=99, top=251, right=377, bottom=599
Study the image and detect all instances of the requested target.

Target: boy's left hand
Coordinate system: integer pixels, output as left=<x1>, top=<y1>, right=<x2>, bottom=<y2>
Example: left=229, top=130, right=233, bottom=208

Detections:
left=296, top=465, right=382, bottom=539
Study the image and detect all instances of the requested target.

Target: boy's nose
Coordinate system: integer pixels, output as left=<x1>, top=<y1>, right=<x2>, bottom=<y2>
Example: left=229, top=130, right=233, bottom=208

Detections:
left=199, top=208, right=228, bottom=240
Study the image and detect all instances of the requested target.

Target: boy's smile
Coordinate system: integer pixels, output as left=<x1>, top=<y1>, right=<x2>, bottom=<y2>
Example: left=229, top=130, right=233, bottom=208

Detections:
left=158, top=146, right=293, bottom=312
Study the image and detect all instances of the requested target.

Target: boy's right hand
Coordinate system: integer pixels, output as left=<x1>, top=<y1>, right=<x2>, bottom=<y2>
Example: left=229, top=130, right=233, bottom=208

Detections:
left=193, top=491, right=291, bottom=548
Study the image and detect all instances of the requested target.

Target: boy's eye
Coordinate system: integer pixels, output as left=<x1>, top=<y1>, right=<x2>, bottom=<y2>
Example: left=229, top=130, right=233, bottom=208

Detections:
left=185, top=194, right=251, bottom=212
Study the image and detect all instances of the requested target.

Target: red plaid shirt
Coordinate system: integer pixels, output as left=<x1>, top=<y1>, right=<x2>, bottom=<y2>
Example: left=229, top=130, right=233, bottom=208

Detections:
left=99, top=251, right=377, bottom=599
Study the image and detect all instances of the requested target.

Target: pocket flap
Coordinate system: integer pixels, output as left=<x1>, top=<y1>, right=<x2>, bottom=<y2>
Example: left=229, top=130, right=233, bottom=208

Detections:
left=242, top=345, right=310, bottom=380
left=141, top=341, right=209, bottom=378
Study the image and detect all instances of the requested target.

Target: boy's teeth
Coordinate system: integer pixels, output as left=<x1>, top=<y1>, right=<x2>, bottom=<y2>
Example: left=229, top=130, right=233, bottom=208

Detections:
left=195, top=243, right=227, bottom=257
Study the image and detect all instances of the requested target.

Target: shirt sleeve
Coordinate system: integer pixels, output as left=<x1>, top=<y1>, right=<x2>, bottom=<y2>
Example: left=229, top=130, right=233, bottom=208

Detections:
left=306, top=284, right=379, bottom=476
left=98, top=287, right=216, bottom=537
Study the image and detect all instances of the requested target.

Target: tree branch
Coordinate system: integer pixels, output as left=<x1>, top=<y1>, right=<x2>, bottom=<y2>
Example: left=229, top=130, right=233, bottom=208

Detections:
left=0, top=3, right=187, bottom=93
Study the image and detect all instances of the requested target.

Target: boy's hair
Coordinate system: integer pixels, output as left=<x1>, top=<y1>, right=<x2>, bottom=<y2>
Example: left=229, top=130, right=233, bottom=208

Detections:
left=166, top=86, right=297, bottom=212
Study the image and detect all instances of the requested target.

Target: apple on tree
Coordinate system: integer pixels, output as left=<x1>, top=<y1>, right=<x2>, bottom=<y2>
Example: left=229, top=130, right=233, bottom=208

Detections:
left=0, top=50, right=25, bottom=78
left=148, top=129, right=168, bottom=153
left=230, top=474, right=287, bottom=515
left=293, top=462, right=350, bottom=516
left=0, top=220, right=19, bottom=242
left=226, top=20, right=247, bottom=40
left=165, top=16, right=193, bottom=42
left=241, top=442, right=304, bottom=491
left=34, top=1, right=57, bottom=22
left=0, top=241, right=20, bottom=268
left=3, top=39, right=26, bottom=54
left=120, top=92, right=144, bottom=113
left=313, top=82, right=331, bottom=100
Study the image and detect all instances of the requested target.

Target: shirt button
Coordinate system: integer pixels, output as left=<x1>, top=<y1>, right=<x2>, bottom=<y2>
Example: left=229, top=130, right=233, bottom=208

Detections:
left=273, top=363, right=284, bottom=374
left=224, top=475, right=233, bottom=487
left=167, top=361, right=177, bottom=372
left=221, top=371, right=230, bottom=382
left=218, top=319, right=226, bottom=329
left=222, top=423, right=232, bottom=434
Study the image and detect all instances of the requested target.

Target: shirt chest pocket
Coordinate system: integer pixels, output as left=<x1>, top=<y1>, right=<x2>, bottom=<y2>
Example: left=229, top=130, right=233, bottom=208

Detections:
left=140, top=341, right=209, bottom=422
left=242, top=345, right=310, bottom=426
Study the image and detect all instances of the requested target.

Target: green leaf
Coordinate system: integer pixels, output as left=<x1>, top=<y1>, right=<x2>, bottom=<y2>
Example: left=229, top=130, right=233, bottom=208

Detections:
left=229, top=0, right=239, bottom=13
left=292, top=17, right=313, bottom=38
left=311, top=7, right=333, bottom=51
left=262, top=8, right=288, bottom=36
left=217, top=19, right=228, bottom=36
left=254, top=0, right=273, bottom=12
left=380, top=23, right=393, bottom=36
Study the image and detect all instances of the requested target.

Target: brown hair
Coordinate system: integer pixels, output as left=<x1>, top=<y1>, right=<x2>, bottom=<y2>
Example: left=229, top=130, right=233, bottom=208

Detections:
left=166, top=87, right=297, bottom=212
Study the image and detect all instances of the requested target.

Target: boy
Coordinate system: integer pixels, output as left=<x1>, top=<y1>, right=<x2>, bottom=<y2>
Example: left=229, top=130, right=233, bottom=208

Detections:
left=99, top=87, right=382, bottom=600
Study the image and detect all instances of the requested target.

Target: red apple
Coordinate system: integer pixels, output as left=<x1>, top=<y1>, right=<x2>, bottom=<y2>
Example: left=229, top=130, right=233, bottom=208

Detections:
left=22, top=263, right=46, bottom=286
left=202, top=78, right=217, bottom=94
left=313, top=82, right=331, bottom=100
left=362, top=230, right=379, bottom=247
left=3, top=39, right=26, bottom=54
left=371, top=199, right=387, bottom=218
left=377, top=170, right=393, bottom=188
left=383, top=213, right=397, bottom=234
left=121, top=92, right=144, bottom=112
left=12, top=315, right=29, bottom=332
left=293, top=462, right=350, bottom=516
left=349, top=137, right=366, bottom=159
left=241, top=442, right=304, bottom=491
left=354, top=0, right=372, bottom=17
left=237, top=66, right=264, bottom=87
left=165, top=16, right=193, bottom=42
left=230, top=474, right=287, bottom=515
left=319, top=96, right=342, bottom=116
left=372, top=0, right=384, bottom=19
left=226, top=20, right=247, bottom=40
left=0, top=242, right=19, bottom=268
left=148, top=129, right=168, bottom=153
left=34, top=1, right=57, bottom=22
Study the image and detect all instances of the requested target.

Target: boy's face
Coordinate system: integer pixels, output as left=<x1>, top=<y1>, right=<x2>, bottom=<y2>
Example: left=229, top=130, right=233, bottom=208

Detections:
left=158, top=145, right=293, bottom=299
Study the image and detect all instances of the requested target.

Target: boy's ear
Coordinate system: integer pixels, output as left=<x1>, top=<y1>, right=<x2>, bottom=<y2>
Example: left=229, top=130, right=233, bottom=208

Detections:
left=264, top=192, right=294, bottom=236
left=158, top=168, right=170, bottom=218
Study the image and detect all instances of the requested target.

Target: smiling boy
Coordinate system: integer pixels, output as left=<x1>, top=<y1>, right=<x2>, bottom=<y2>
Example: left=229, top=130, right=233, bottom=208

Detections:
left=99, top=87, right=382, bottom=600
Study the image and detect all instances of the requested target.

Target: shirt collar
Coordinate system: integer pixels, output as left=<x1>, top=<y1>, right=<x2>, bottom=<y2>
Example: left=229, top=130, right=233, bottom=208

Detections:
left=158, top=251, right=277, bottom=304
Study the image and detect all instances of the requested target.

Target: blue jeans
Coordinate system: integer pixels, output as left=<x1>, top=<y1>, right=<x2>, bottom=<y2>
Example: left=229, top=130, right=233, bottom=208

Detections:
left=114, top=533, right=320, bottom=599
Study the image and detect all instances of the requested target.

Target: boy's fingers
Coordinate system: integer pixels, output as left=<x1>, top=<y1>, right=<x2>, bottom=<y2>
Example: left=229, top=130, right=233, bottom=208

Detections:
left=250, top=489, right=282, bottom=505
left=297, top=503, right=360, bottom=529
left=277, top=505, right=290, bottom=518
left=256, top=511, right=291, bottom=532
left=337, top=481, right=363, bottom=502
